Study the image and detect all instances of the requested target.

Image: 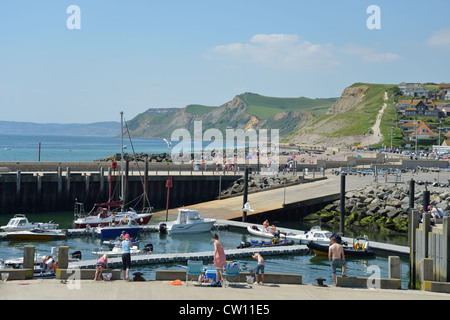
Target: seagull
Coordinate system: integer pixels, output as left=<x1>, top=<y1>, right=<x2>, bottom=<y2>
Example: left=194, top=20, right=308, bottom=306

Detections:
left=242, top=202, right=254, bottom=212
left=163, top=138, right=172, bottom=150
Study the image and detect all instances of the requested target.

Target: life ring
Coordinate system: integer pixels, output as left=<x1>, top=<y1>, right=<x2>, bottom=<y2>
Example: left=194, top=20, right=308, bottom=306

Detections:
left=354, top=242, right=360, bottom=250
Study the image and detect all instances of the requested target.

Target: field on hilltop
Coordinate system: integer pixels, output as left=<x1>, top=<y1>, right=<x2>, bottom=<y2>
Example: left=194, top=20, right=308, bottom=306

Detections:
left=126, top=93, right=337, bottom=140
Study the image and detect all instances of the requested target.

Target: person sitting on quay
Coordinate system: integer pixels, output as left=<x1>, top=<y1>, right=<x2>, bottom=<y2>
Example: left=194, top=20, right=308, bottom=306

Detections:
left=94, top=254, right=108, bottom=281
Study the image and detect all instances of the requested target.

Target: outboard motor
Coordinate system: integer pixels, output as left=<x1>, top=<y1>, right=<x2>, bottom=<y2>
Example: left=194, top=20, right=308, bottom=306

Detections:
left=71, top=251, right=82, bottom=261
left=143, top=244, right=153, bottom=253
left=159, top=223, right=167, bottom=233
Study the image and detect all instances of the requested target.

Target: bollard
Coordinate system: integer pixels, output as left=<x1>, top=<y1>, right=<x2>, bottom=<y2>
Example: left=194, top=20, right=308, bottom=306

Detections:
left=409, top=179, right=415, bottom=209
left=340, top=173, right=346, bottom=236
left=23, top=245, right=35, bottom=279
left=58, top=246, right=70, bottom=270
left=389, top=256, right=401, bottom=279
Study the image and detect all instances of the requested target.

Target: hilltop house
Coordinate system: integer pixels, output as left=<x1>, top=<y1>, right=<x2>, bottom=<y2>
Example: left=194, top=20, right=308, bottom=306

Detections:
left=399, top=82, right=432, bottom=97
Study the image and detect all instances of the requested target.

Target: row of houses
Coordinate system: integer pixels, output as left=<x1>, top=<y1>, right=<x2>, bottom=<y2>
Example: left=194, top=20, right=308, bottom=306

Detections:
left=398, top=82, right=450, bottom=100
left=396, top=99, right=450, bottom=118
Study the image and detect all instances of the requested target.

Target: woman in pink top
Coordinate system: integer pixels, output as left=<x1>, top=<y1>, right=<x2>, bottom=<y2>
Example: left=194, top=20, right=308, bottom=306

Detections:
left=213, top=233, right=226, bottom=284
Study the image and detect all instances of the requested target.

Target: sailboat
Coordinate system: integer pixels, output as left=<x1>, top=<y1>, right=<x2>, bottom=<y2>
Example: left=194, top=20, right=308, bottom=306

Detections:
left=73, top=112, right=153, bottom=229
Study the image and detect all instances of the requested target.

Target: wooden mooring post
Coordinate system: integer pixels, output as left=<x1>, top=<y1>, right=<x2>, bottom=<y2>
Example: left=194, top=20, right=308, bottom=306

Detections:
left=409, top=209, right=450, bottom=289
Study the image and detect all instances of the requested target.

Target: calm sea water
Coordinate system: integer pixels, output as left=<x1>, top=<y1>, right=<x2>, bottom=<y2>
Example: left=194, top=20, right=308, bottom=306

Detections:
left=0, top=133, right=254, bottom=162
left=0, top=133, right=172, bottom=162
left=0, top=211, right=411, bottom=288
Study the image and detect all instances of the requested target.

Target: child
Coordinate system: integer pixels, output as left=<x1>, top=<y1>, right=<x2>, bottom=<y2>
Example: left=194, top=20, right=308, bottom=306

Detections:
left=252, top=252, right=265, bottom=285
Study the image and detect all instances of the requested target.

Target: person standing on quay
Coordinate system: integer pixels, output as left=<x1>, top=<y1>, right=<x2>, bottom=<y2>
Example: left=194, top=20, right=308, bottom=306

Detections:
left=121, top=234, right=132, bottom=281
left=329, top=236, right=346, bottom=286
left=213, top=233, right=226, bottom=286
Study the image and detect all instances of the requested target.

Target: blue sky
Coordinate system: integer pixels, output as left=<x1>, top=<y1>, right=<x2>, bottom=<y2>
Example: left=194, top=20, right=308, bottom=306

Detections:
left=1, top=0, right=450, bottom=123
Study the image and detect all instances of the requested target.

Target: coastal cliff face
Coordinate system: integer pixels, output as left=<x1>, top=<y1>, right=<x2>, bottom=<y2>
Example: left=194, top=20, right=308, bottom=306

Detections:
left=327, top=85, right=369, bottom=114
left=126, top=93, right=327, bottom=140
left=288, top=83, right=392, bottom=146
left=126, top=83, right=390, bottom=147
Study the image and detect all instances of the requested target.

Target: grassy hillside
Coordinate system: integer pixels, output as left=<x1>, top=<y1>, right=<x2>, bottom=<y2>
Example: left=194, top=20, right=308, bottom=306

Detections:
left=240, top=93, right=336, bottom=120
left=290, top=83, right=401, bottom=146
left=127, top=92, right=337, bottom=139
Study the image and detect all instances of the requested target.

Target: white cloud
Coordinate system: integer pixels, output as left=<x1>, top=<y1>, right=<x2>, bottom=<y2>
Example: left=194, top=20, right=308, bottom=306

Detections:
left=207, top=34, right=340, bottom=71
left=207, top=34, right=401, bottom=71
left=340, top=45, right=401, bottom=63
left=426, top=28, right=450, bottom=48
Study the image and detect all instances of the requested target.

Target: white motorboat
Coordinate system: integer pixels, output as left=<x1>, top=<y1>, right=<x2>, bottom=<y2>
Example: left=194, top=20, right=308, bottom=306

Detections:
left=285, top=226, right=333, bottom=245
left=1, top=214, right=58, bottom=232
left=158, top=209, right=216, bottom=234
left=92, top=243, right=153, bottom=257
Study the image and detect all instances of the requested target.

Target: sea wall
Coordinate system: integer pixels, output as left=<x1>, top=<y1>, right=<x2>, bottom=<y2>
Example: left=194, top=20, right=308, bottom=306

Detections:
left=0, top=169, right=239, bottom=215
left=304, top=183, right=450, bottom=234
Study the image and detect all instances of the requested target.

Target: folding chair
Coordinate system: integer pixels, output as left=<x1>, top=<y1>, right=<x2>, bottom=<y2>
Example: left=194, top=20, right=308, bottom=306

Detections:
left=185, top=260, right=203, bottom=286
left=223, top=261, right=240, bottom=287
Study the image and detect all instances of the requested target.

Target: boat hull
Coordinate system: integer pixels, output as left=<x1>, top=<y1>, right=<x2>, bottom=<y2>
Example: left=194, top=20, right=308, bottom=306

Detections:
left=307, top=241, right=375, bottom=257
left=74, top=214, right=152, bottom=229
left=238, top=239, right=295, bottom=248
left=7, top=233, right=66, bottom=241
left=162, top=220, right=216, bottom=234
left=96, top=227, right=142, bottom=238
left=247, top=225, right=280, bottom=238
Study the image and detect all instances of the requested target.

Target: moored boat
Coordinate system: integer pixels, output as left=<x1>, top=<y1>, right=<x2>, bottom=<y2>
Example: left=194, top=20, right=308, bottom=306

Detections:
left=94, top=217, right=143, bottom=238
left=158, top=209, right=216, bottom=234
left=285, top=226, right=333, bottom=245
left=6, top=228, right=67, bottom=241
left=1, top=214, right=58, bottom=232
left=92, top=243, right=153, bottom=258
left=307, top=235, right=375, bottom=258
left=237, top=238, right=295, bottom=248
left=73, top=112, right=153, bottom=229
left=73, top=201, right=152, bottom=228
left=247, top=225, right=282, bottom=239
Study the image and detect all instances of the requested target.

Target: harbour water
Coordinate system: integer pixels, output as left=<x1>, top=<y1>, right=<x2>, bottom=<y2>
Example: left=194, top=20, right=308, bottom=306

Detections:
left=0, top=211, right=410, bottom=288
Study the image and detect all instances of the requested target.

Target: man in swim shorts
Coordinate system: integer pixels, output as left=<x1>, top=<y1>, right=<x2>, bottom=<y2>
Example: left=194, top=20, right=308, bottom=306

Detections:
left=329, top=236, right=346, bottom=286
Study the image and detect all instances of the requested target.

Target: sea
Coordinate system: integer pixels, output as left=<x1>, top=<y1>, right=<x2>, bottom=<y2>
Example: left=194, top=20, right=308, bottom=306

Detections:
left=0, top=133, right=172, bottom=162
left=0, top=133, right=254, bottom=162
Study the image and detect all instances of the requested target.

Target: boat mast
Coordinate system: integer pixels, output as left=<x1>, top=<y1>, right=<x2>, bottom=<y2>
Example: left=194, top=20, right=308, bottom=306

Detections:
left=120, top=111, right=125, bottom=211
